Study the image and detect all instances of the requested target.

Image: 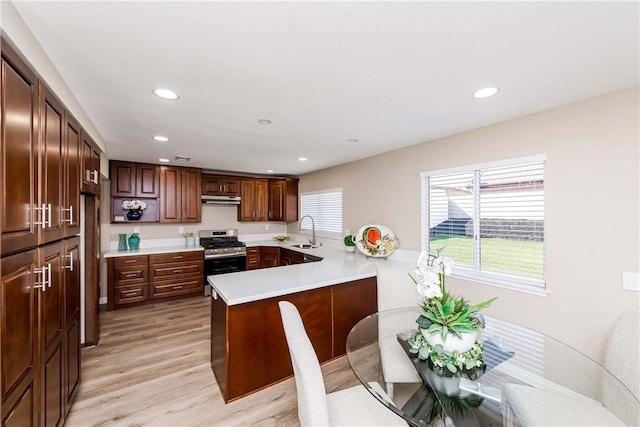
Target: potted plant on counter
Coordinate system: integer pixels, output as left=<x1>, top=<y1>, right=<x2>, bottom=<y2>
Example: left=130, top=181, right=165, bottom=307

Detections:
left=343, top=234, right=356, bottom=253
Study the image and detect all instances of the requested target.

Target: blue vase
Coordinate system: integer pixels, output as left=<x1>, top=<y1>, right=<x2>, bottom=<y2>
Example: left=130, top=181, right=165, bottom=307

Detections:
left=117, top=234, right=128, bottom=251
left=128, top=233, right=140, bottom=250
left=127, top=209, right=142, bottom=221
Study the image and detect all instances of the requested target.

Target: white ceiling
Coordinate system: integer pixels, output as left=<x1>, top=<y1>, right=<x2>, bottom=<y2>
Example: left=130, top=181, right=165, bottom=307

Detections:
left=12, top=1, right=639, bottom=176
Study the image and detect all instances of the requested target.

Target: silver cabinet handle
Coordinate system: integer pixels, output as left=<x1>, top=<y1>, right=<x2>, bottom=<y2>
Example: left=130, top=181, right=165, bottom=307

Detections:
left=47, top=263, right=52, bottom=288
left=125, top=273, right=138, bottom=278
left=173, top=285, right=183, bottom=290
left=65, top=252, right=74, bottom=271
left=125, top=259, right=137, bottom=263
left=34, top=204, right=49, bottom=227
left=34, top=265, right=48, bottom=292
left=91, top=170, right=99, bottom=184
left=123, top=291, right=138, bottom=297
left=173, top=269, right=183, bottom=273
left=62, top=206, right=73, bottom=224
left=172, top=255, right=183, bottom=259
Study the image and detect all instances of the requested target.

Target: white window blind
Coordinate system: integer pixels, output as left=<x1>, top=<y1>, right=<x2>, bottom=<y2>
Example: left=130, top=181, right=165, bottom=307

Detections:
left=421, top=156, right=545, bottom=290
left=300, top=188, right=343, bottom=234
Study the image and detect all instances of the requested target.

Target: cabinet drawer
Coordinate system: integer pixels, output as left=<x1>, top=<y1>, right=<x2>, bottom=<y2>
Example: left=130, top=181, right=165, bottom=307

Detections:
left=114, top=266, right=148, bottom=285
left=246, top=247, right=259, bottom=255
left=149, top=261, right=203, bottom=281
left=151, top=277, right=203, bottom=298
left=113, top=255, right=148, bottom=268
left=246, top=254, right=260, bottom=270
left=149, top=251, right=203, bottom=264
left=114, top=284, right=147, bottom=306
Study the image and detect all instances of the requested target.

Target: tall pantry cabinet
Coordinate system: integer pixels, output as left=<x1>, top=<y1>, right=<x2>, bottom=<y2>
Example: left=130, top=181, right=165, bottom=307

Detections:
left=1, top=39, right=87, bottom=426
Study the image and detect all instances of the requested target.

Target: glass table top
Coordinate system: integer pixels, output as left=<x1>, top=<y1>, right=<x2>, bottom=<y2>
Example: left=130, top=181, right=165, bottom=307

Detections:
left=345, top=307, right=639, bottom=427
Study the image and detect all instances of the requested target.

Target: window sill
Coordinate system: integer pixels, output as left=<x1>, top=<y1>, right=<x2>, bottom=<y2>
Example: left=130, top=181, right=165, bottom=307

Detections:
left=452, top=267, right=549, bottom=296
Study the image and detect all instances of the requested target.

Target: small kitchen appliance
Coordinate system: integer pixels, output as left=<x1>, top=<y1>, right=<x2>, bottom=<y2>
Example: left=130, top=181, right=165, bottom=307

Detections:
left=199, top=229, right=247, bottom=296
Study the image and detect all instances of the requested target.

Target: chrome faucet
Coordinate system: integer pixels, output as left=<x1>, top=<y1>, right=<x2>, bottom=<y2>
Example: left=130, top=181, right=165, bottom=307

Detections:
left=299, top=215, right=316, bottom=246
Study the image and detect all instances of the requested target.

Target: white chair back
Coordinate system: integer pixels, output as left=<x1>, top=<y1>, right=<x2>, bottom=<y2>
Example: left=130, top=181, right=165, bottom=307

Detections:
left=278, top=301, right=330, bottom=427
left=602, top=306, right=640, bottom=425
left=376, top=265, right=422, bottom=311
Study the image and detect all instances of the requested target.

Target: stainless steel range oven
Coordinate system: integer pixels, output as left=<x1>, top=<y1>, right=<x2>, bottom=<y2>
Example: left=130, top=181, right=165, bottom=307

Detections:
left=199, top=229, right=246, bottom=296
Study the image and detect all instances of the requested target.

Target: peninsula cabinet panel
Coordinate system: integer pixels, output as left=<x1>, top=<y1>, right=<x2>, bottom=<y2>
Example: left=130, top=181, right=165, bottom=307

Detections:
left=1, top=250, right=38, bottom=427
left=0, top=44, right=40, bottom=256
left=39, top=88, right=66, bottom=245
left=260, top=247, right=279, bottom=269
left=331, top=277, right=378, bottom=357
left=63, top=115, right=81, bottom=238
left=212, top=287, right=332, bottom=402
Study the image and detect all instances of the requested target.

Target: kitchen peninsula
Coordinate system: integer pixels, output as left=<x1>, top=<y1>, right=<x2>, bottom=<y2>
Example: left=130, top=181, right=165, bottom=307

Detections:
left=208, top=242, right=411, bottom=402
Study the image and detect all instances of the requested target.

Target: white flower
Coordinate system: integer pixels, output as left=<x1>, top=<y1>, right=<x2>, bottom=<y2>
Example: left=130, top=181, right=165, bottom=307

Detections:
left=121, top=199, right=147, bottom=211
left=432, top=257, right=454, bottom=275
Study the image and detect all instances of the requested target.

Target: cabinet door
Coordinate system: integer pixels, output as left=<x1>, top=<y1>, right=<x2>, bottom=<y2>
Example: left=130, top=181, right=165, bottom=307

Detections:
left=202, top=175, right=224, bottom=196
left=1, top=47, right=40, bottom=256
left=260, top=247, right=280, bottom=269
left=159, top=166, right=181, bottom=223
left=223, top=178, right=241, bottom=196
left=38, top=242, right=64, bottom=427
left=40, top=87, right=65, bottom=245
left=181, top=168, right=201, bottom=223
left=62, top=238, right=80, bottom=411
left=109, top=160, right=136, bottom=197
left=0, top=250, right=38, bottom=426
left=238, top=180, right=255, bottom=221
left=268, top=180, right=285, bottom=221
left=91, top=144, right=101, bottom=192
left=254, top=180, right=268, bottom=221
left=136, top=163, right=159, bottom=198
left=63, top=115, right=81, bottom=237
left=81, top=134, right=99, bottom=194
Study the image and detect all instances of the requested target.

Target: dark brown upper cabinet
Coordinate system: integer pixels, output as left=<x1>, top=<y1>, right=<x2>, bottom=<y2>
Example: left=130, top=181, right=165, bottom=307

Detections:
left=268, top=178, right=299, bottom=222
left=110, top=160, right=159, bottom=198
left=81, top=132, right=101, bottom=195
left=159, top=166, right=201, bottom=223
left=202, top=174, right=241, bottom=197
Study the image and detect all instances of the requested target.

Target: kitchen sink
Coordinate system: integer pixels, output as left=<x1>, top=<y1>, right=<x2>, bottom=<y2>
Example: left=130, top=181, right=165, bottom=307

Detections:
left=290, top=243, right=316, bottom=249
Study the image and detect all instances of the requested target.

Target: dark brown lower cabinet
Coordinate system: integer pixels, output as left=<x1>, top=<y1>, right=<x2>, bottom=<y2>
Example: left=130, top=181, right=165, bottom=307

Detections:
left=1, top=250, right=38, bottom=427
left=1, top=238, right=80, bottom=427
left=211, top=277, right=377, bottom=402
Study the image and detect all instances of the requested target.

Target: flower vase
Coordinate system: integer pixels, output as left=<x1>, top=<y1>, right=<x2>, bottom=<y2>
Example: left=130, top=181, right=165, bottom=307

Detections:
left=127, top=209, right=142, bottom=221
left=117, top=234, right=128, bottom=251
left=345, top=246, right=356, bottom=253
left=420, top=329, right=478, bottom=353
left=128, top=233, right=140, bottom=250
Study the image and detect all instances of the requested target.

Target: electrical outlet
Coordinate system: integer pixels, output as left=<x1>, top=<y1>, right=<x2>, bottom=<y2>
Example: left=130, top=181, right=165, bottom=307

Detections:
left=133, top=227, right=140, bottom=233
left=623, top=272, right=640, bottom=291
left=265, top=224, right=270, bottom=231
left=179, top=226, right=184, bottom=234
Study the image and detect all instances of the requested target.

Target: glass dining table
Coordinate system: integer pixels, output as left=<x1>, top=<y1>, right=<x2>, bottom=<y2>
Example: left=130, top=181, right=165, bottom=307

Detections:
left=345, top=307, right=639, bottom=427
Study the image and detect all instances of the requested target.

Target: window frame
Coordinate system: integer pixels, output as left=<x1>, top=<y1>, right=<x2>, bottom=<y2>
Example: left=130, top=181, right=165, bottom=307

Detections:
left=420, top=154, right=547, bottom=294
left=299, top=187, right=344, bottom=239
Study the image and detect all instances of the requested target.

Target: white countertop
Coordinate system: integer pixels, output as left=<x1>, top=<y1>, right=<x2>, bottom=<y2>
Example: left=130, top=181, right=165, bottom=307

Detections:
left=104, top=245, right=204, bottom=258
left=208, top=240, right=414, bottom=306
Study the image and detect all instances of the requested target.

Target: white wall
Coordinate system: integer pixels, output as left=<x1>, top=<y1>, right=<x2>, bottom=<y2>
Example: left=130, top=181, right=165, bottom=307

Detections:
left=1, top=1, right=107, bottom=170
left=296, top=87, right=640, bottom=363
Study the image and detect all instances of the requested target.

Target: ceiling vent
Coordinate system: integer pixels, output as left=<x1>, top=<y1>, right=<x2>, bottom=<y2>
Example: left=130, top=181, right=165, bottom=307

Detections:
left=175, top=155, right=191, bottom=162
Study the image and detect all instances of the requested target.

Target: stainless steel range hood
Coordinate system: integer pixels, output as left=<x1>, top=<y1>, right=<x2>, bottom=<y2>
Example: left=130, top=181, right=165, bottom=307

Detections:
left=201, top=195, right=241, bottom=205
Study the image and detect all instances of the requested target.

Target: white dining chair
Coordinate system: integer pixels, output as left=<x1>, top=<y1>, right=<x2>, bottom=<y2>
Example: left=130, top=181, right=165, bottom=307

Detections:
left=278, top=300, right=406, bottom=427
left=376, top=265, right=423, bottom=397
left=502, top=306, right=640, bottom=426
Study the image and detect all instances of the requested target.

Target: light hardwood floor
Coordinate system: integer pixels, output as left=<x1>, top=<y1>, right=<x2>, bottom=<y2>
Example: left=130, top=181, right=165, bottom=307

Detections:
left=65, top=296, right=361, bottom=426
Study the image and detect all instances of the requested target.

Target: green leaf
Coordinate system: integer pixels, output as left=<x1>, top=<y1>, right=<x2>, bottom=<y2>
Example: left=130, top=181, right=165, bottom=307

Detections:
left=446, top=363, right=458, bottom=373
left=468, top=297, right=497, bottom=313
left=416, top=315, right=432, bottom=329
left=418, top=346, right=430, bottom=360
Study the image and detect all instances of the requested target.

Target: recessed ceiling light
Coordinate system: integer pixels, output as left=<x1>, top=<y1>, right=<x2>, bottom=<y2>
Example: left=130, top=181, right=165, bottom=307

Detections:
left=347, top=138, right=359, bottom=143
left=158, top=158, right=170, bottom=163
left=472, top=87, right=499, bottom=99
left=258, top=119, right=272, bottom=125
left=153, top=136, right=169, bottom=142
left=266, top=169, right=274, bottom=173
left=153, top=88, right=179, bottom=100
left=298, top=157, right=308, bottom=162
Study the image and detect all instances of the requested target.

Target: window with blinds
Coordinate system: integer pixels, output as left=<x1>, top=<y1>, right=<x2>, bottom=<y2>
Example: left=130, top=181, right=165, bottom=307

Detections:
left=421, top=155, right=545, bottom=291
left=300, top=188, right=343, bottom=235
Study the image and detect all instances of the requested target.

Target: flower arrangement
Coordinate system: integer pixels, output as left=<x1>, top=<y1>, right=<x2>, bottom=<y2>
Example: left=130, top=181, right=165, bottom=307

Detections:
left=408, top=247, right=496, bottom=377
left=121, top=199, right=147, bottom=211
